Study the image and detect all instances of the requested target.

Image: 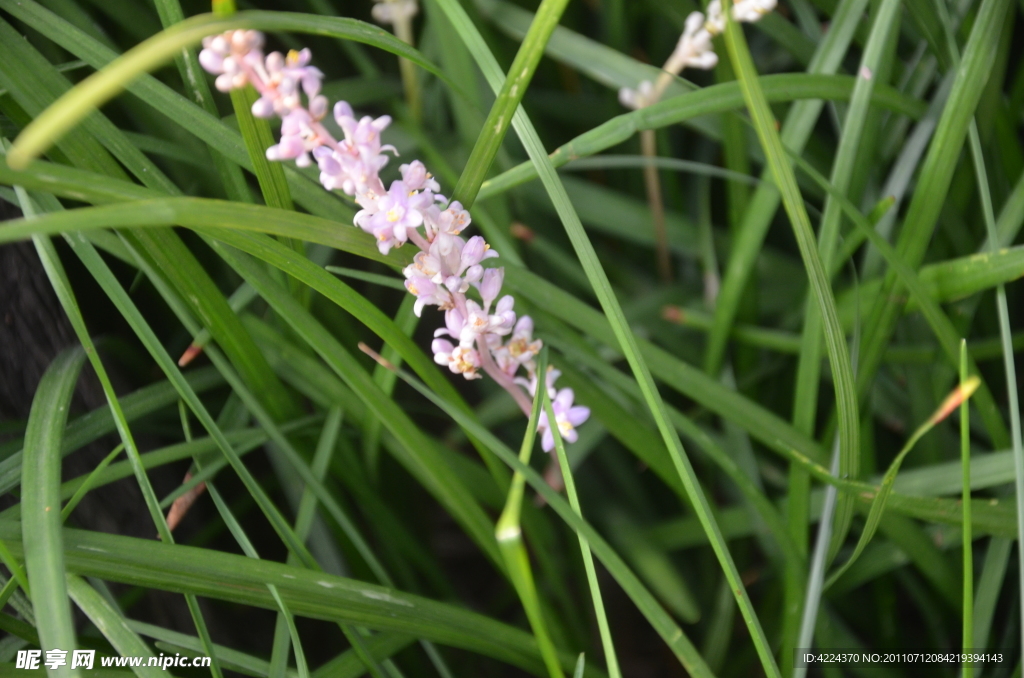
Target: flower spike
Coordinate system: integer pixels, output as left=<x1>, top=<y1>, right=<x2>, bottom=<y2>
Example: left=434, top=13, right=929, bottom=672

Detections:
left=200, top=29, right=589, bottom=450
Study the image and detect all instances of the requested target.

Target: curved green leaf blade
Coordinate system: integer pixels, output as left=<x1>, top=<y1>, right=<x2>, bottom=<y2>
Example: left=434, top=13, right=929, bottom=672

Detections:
left=21, top=348, right=86, bottom=678
left=6, top=10, right=448, bottom=169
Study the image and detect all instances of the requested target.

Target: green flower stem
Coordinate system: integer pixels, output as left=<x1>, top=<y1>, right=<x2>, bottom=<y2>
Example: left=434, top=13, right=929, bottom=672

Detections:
left=495, top=351, right=565, bottom=678
left=542, top=389, right=621, bottom=678
left=961, top=340, right=974, bottom=677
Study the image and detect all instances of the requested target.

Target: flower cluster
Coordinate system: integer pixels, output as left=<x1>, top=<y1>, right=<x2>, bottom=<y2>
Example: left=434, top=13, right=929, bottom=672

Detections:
left=199, top=31, right=589, bottom=451
left=619, top=0, right=777, bottom=110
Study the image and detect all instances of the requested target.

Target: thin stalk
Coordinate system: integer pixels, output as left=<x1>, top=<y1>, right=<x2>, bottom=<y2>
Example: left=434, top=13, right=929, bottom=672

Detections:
left=392, top=13, right=421, bottom=122
left=961, top=340, right=973, bottom=678
left=792, top=435, right=840, bottom=678
left=933, top=0, right=1024, bottom=639
left=61, top=444, right=124, bottom=521
left=494, top=351, right=565, bottom=678
left=542, top=384, right=621, bottom=678
left=640, top=128, right=671, bottom=283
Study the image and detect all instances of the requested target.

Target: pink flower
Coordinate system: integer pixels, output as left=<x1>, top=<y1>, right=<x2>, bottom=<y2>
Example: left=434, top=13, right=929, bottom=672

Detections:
left=494, top=315, right=543, bottom=376
left=538, top=388, right=591, bottom=452
left=404, top=275, right=452, bottom=317
left=400, top=160, right=440, bottom=193
left=432, top=340, right=482, bottom=380
left=266, top=109, right=316, bottom=167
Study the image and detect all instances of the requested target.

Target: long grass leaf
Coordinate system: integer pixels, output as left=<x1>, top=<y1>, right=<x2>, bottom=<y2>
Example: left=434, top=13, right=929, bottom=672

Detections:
left=0, top=197, right=386, bottom=261
left=786, top=10, right=902, bottom=663
left=63, top=231, right=320, bottom=569
left=0, top=522, right=583, bottom=676
left=150, top=0, right=251, bottom=203
left=0, top=0, right=346, bottom=218
left=706, top=0, right=871, bottom=376
left=0, top=368, right=224, bottom=496
left=929, top=5, right=1024, bottom=635
left=493, top=350, right=564, bottom=678
left=6, top=10, right=449, bottom=169
left=722, top=0, right=860, bottom=570
left=21, top=347, right=86, bottom=678
left=854, top=0, right=1012, bottom=418
left=453, top=0, right=569, bottom=206
left=430, top=0, right=779, bottom=674
left=824, top=377, right=980, bottom=588
left=541, top=387, right=621, bottom=678
left=785, top=149, right=1011, bottom=456
left=66, top=576, right=162, bottom=678
left=127, top=620, right=413, bottom=678
left=204, top=239, right=502, bottom=567
left=476, top=74, right=925, bottom=200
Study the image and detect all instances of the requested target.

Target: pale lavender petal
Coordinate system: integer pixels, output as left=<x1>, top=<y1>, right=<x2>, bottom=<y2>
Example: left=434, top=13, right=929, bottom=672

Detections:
left=567, top=406, right=590, bottom=427
left=494, top=294, right=514, bottom=315
left=541, top=429, right=555, bottom=452
left=198, top=49, right=224, bottom=73
left=555, top=388, right=575, bottom=410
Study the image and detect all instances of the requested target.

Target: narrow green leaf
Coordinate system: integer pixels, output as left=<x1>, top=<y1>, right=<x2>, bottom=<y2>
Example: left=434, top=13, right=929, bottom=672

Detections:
left=854, top=0, right=1012, bottom=420
left=66, top=576, right=162, bottom=678
left=785, top=145, right=1011, bottom=464
left=961, top=340, right=974, bottom=676
left=230, top=83, right=294, bottom=211
left=205, top=238, right=502, bottom=567
left=0, top=197, right=389, bottom=264
left=0, top=538, right=29, bottom=598
left=431, top=1, right=779, bottom=673
left=0, top=367, right=224, bottom=496
left=0, top=523, right=580, bottom=677
left=824, top=377, right=981, bottom=588
left=21, top=348, right=86, bottom=678
left=6, top=10, right=449, bottom=169
left=493, top=350, right=564, bottom=678
left=60, top=444, right=123, bottom=522
left=0, top=0, right=348, bottom=218
left=123, top=228, right=300, bottom=422
left=724, top=0, right=860, bottom=575
left=128, top=620, right=413, bottom=678
left=707, top=0, right=872, bottom=377
left=542, top=388, right=621, bottom=678
left=786, top=8, right=902, bottom=662
left=453, top=0, right=569, bottom=207
left=65, top=231, right=319, bottom=569
left=150, top=0, right=251, bottom=204
left=477, top=74, right=925, bottom=200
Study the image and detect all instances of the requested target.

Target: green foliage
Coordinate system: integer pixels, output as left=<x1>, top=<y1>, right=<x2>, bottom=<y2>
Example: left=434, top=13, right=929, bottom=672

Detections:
left=1, top=0, right=1023, bottom=675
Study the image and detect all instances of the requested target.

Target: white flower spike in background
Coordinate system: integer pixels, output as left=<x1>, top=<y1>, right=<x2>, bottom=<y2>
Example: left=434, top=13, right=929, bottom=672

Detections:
left=618, top=0, right=778, bottom=112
